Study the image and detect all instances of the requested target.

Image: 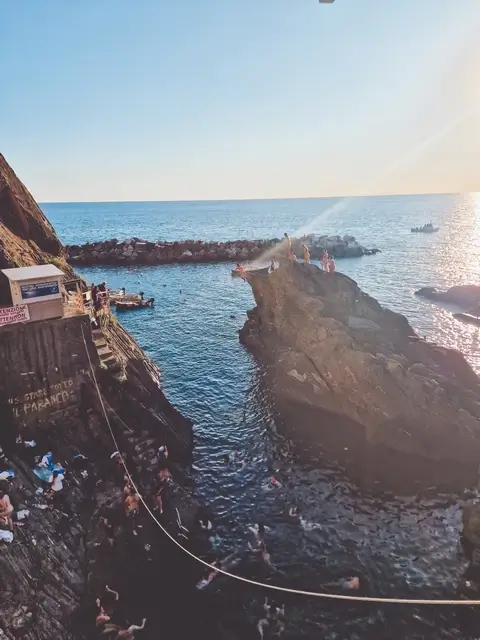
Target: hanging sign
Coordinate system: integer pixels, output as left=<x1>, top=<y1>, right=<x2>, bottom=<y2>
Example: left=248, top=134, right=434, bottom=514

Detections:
left=0, top=304, right=30, bottom=326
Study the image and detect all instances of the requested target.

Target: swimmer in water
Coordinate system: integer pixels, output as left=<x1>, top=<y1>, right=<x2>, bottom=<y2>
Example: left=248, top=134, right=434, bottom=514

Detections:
left=288, top=505, right=301, bottom=519
left=271, top=476, right=282, bottom=488
left=248, top=523, right=268, bottom=546
left=260, top=598, right=285, bottom=636
left=196, top=561, right=221, bottom=590
left=345, top=576, right=360, bottom=590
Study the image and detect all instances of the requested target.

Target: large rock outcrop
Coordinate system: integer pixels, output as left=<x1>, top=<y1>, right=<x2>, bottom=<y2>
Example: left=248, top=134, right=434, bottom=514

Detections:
left=240, top=262, right=480, bottom=493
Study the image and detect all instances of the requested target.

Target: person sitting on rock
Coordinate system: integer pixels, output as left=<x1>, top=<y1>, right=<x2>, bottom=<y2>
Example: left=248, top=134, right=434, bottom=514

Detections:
left=156, top=462, right=171, bottom=484
left=0, top=490, right=14, bottom=531
left=47, top=469, right=65, bottom=501
left=322, top=250, right=329, bottom=271
left=157, top=445, right=168, bottom=461
left=302, top=244, right=311, bottom=264
left=283, top=232, right=292, bottom=257
left=124, top=487, right=140, bottom=518
left=123, top=480, right=134, bottom=500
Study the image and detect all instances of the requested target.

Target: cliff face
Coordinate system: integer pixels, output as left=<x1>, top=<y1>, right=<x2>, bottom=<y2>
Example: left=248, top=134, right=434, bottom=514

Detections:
left=0, top=155, right=77, bottom=305
left=0, top=155, right=199, bottom=639
left=240, top=262, right=480, bottom=493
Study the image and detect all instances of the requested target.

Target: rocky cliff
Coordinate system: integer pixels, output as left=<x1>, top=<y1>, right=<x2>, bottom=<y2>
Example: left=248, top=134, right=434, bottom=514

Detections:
left=0, top=155, right=77, bottom=305
left=240, top=261, right=480, bottom=493
left=0, top=155, right=208, bottom=639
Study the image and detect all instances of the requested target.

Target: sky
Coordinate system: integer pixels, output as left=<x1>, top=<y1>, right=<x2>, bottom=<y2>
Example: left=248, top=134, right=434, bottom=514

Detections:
left=2, top=0, right=480, bottom=202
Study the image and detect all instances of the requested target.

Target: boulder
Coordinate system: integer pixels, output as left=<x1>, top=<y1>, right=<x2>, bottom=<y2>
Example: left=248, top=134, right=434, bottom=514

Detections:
left=415, top=285, right=480, bottom=308
left=240, top=261, right=480, bottom=493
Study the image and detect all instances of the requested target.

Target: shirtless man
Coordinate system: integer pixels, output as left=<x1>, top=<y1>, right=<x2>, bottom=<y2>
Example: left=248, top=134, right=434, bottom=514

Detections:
left=0, top=490, right=14, bottom=531
left=124, top=488, right=140, bottom=517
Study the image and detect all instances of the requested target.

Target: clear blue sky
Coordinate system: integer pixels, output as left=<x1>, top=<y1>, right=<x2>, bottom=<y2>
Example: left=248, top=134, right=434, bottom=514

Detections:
left=2, top=0, right=480, bottom=202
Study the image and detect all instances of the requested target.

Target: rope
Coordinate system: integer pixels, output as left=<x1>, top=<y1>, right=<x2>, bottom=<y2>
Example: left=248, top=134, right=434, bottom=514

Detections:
left=80, top=326, right=480, bottom=606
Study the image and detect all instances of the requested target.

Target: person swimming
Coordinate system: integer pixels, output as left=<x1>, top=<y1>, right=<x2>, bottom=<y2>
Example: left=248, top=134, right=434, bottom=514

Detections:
left=248, top=522, right=267, bottom=546
left=287, top=505, right=301, bottom=521
left=196, top=561, right=221, bottom=590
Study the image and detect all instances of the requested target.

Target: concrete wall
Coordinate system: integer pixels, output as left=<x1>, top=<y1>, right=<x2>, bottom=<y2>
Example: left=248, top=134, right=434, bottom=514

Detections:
left=0, top=314, right=98, bottom=427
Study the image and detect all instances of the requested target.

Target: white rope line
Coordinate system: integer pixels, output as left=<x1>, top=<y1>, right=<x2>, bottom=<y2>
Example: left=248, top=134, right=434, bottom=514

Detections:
left=80, top=325, right=480, bottom=606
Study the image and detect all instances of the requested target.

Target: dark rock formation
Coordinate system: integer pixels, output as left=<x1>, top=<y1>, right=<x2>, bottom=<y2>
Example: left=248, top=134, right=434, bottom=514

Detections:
left=240, top=261, right=480, bottom=493
left=65, top=234, right=379, bottom=267
left=0, top=155, right=76, bottom=305
left=415, top=285, right=480, bottom=308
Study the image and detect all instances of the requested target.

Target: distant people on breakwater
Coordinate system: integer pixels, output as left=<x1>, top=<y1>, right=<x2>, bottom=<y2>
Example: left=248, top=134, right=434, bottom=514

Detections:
left=284, top=232, right=292, bottom=257
left=322, top=250, right=329, bottom=271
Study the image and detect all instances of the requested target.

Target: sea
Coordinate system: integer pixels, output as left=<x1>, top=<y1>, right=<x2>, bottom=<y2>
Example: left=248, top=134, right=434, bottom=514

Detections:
left=45, top=194, right=480, bottom=639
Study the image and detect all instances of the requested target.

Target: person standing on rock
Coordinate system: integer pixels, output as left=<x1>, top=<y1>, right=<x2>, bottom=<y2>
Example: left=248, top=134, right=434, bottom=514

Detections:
left=322, top=250, right=329, bottom=271
left=284, top=232, right=292, bottom=258
left=302, top=244, right=311, bottom=264
left=328, top=256, right=336, bottom=274
left=0, top=490, right=14, bottom=531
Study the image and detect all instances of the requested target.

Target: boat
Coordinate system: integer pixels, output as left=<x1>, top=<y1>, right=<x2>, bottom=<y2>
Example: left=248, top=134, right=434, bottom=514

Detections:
left=116, top=298, right=155, bottom=312
left=411, top=223, right=439, bottom=233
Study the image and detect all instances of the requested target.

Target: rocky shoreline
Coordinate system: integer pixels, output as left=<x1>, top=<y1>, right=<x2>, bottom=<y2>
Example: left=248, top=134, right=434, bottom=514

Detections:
left=0, top=154, right=232, bottom=639
left=65, top=234, right=379, bottom=266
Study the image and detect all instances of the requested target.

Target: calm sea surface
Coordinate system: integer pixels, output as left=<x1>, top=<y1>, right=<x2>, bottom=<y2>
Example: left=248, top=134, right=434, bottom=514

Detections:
left=45, top=194, right=480, bottom=639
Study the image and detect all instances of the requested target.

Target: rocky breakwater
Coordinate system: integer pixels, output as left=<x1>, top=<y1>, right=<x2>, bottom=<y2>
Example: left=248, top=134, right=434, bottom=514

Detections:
left=66, top=234, right=378, bottom=266
left=239, top=261, right=480, bottom=493
left=66, top=237, right=278, bottom=266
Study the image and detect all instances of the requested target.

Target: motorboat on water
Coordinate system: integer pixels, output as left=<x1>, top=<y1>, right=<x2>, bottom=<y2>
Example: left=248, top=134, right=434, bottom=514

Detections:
left=116, top=298, right=155, bottom=312
left=411, top=222, right=439, bottom=233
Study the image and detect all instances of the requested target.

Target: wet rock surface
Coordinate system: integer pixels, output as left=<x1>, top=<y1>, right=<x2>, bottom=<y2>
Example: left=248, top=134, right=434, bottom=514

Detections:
left=240, top=261, right=480, bottom=493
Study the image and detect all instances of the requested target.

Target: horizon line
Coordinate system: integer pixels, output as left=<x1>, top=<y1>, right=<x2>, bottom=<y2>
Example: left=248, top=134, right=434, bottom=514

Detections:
left=39, top=189, right=470, bottom=206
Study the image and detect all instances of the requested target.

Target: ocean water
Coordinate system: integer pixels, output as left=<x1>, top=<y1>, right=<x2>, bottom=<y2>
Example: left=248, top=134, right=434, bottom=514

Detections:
left=46, top=194, right=480, bottom=638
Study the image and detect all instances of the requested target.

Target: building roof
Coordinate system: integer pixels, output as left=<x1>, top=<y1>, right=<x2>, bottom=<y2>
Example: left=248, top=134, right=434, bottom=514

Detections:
left=1, top=264, right=64, bottom=282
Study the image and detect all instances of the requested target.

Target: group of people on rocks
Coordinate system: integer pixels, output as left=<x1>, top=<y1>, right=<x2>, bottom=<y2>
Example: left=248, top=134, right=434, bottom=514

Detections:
left=284, top=233, right=335, bottom=272
left=90, top=281, right=108, bottom=312
left=95, top=585, right=146, bottom=639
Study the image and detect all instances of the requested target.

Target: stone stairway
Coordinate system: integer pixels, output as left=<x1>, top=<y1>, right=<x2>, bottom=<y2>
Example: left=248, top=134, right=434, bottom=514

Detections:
left=92, top=327, right=122, bottom=373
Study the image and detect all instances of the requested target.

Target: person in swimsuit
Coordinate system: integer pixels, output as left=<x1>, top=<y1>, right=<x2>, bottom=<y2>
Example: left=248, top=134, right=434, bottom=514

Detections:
left=0, top=490, right=14, bottom=531
left=322, top=250, right=329, bottom=271
left=302, top=244, right=311, bottom=264
left=124, top=488, right=140, bottom=518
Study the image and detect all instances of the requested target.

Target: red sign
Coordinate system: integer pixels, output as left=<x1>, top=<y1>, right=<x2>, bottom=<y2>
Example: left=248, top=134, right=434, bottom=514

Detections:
left=0, top=304, right=30, bottom=326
